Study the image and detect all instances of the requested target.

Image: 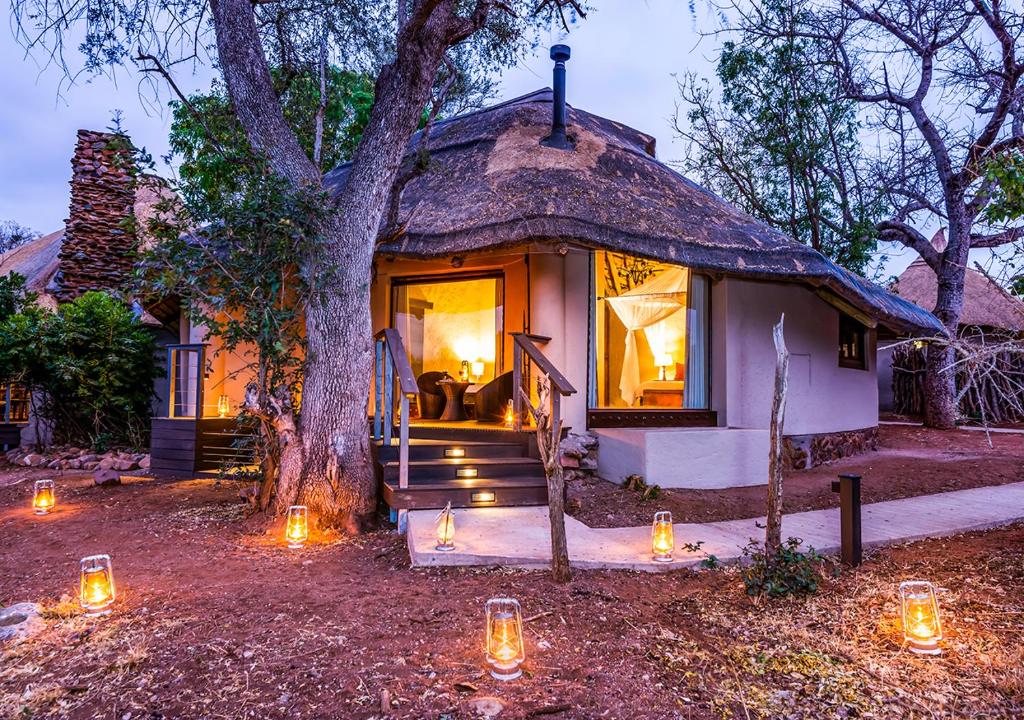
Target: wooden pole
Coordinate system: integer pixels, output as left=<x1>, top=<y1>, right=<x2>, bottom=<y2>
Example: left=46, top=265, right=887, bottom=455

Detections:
left=766, top=314, right=789, bottom=558
left=535, top=377, right=571, bottom=583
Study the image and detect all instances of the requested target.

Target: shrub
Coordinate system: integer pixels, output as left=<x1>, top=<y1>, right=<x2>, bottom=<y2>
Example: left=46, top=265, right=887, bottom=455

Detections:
left=742, top=537, right=822, bottom=598
left=0, top=287, right=156, bottom=449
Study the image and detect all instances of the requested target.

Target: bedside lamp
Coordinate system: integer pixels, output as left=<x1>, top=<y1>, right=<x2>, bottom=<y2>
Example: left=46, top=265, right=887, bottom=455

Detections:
left=655, top=353, right=674, bottom=381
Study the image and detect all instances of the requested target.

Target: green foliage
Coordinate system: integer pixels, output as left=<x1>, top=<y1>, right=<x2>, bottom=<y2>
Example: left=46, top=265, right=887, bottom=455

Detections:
left=982, top=151, right=1024, bottom=224
left=0, top=290, right=156, bottom=448
left=742, top=537, right=822, bottom=598
left=0, top=272, right=37, bottom=323
left=678, top=0, right=879, bottom=274
left=1011, top=275, right=1024, bottom=298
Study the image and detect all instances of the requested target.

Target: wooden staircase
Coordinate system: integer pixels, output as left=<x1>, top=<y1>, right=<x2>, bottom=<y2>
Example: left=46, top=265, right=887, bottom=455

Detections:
left=375, top=427, right=548, bottom=510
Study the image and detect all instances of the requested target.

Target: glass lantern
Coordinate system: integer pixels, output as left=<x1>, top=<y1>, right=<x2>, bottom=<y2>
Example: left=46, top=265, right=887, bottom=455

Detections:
left=286, top=505, right=309, bottom=548
left=436, top=504, right=456, bottom=552
left=899, top=580, right=942, bottom=655
left=79, top=554, right=116, bottom=616
left=503, top=399, right=515, bottom=428
left=217, top=394, right=231, bottom=418
left=485, top=597, right=525, bottom=680
left=33, top=479, right=55, bottom=515
left=651, top=511, right=674, bottom=562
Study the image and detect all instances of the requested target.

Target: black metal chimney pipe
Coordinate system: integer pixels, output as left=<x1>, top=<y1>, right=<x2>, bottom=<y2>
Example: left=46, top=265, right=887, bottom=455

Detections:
left=542, top=44, right=573, bottom=150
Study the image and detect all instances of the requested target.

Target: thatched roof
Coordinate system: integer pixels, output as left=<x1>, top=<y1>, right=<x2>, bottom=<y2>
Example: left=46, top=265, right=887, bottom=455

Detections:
left=893, top=258, right=1024, bottom=333
left=0, top=230, right=64, bottom=309
left=326, top=89, right=942, bottom=336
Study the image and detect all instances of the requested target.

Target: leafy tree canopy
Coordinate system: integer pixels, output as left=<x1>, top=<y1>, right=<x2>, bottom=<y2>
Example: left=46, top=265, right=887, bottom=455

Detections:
left=676, top=0, right=880, bottom=274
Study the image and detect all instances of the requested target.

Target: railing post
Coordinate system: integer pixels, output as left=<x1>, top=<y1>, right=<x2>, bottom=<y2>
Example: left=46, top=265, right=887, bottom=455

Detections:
left=373, top=339, right=383, bottom=441
left=383, top=346, right=395, bottom=445
left=831, top=473, right=862, bottom=566
left=399, top=394, right=410, bottom=490
left=512, top=341, right=523, bottom=431
left=195, top=346, right=206, bottom=420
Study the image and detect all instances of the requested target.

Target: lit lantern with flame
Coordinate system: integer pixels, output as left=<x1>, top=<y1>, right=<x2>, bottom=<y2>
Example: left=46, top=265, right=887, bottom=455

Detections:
left=217, top=394, right=231, bottom=418
left=485, top=597, right=525, bottom=680
left=286, top=505, right=309, bottom=548
left=32, top=479, right=55, bottom=515
left=79, top=555, right=116, bottom=616
left=436, top=502, right=456, bottom=552
left=899, top=581, right=943, bottom=655
left=651, top=511, right=674, bottom=562
left=503, top=399, right=515, bottom=428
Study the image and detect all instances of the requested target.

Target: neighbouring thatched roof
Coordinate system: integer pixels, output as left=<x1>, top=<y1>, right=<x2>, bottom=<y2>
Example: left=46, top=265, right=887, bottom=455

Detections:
left=0, top=229, right=64, bottom=309
left=893, top=258, right=1024, bottom=333
left=326, top=89, right=943, bottom=336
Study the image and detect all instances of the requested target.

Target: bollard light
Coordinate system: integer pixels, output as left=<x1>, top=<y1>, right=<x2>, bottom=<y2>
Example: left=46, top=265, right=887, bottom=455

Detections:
left=485, top=598, right=525, bottom=680
left=651, top=511, right=674, bottom=563
left=286, top=505, right=309, bottom=548
left=435, top=502, right=456, bottom=552
left=33, top=479, right=55, bottom=515
left=79, top=555, right=116, bottom=616
left=899, top=580, right=943, bottom=655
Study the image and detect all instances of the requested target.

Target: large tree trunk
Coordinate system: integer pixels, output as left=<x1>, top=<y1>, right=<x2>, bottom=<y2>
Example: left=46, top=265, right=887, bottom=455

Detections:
left=209, top=0, right=457, bottom=529
left=923, top=225, right=969, bottom=430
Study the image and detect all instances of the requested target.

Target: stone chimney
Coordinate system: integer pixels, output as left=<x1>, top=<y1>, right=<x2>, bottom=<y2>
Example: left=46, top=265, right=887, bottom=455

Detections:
left=56, top=129, right=139, bottom=302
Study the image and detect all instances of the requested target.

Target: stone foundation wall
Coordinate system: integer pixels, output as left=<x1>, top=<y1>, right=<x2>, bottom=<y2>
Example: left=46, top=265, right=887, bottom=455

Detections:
left=783, top=426, right=878, bottom=470
left=559, top=431, right=599, bottom=484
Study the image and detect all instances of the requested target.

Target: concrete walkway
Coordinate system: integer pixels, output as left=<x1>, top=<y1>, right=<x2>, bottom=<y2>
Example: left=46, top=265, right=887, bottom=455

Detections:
left=407, top=482, right=1024, bottom=571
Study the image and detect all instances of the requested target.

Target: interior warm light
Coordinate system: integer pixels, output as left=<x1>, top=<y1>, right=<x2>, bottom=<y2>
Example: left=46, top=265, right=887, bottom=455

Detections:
left=471, top=491, right=496, bottom=504
left=504, top=399, right=515, bottom=428
left=436, top=502, right=456, bottom=552
left=459, top=360, right=470, bottom=382
left=286, top=505, right=309, bottom=548
left=445, top=447, right=467, bottom=458
left=457, top=467, right=479, bottom=479
left=79, top=555, right=116, bottom=616
left=471, top=360, right=485, bottom=381
left=485, top=598, right=525, bottom=680
left=217, top=394, right=231, bottom=418
left=33, top=479, right=55, bottom=515
left=655, top=353, right=674, bottom=381
left=651, top=511, right=674, bottom=562
left=899, top=581, right=943, bottom=655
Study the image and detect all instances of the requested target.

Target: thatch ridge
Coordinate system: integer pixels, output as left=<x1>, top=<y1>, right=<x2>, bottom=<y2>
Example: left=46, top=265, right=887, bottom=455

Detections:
left=326, top=89, right=942, bottom=336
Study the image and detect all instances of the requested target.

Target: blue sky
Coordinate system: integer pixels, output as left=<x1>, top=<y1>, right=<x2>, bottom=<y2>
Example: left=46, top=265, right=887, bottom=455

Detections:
left=0, top=0, right=970, bottom=281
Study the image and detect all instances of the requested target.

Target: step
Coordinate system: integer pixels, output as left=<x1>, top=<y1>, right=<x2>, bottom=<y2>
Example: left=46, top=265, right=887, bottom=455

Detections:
left=375, top=439, right=526, bottom=462
left=382, top=476, right=548, bottom=510
left=381, top=456, right=545, bottom=482
left=405, top=425, right=534, bottom=444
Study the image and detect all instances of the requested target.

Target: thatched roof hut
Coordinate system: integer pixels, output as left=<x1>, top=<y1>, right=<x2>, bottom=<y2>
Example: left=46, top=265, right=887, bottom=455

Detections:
left=892, top=258, right=1024, bottom=334
left=326, top=89, right=943, bottom=336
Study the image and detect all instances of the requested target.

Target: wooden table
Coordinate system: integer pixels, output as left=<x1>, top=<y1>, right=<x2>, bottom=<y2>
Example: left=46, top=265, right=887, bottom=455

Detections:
left=437, top=379, right=472, bottom=421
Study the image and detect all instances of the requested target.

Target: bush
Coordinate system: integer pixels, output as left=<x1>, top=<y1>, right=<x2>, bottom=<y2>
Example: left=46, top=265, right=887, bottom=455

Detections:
left=0, top=286, right=156, bottom=449
left=742, top=537, right=822, bottom=598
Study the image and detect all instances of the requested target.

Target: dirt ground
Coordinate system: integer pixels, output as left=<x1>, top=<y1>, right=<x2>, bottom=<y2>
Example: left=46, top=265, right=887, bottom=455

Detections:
left=569, top=424, right=1024, bottom=527
left=1, top=456, right=1023, bottom=719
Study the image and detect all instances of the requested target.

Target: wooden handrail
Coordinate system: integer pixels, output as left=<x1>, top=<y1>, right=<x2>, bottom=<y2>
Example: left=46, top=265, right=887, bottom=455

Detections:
left=373, top=329, right=413, bottom=494
left=511, top=333, right=575, bottom=433
left=375, top=328, right=417, bottom=396
left=511, top=333, right=576, bottom=396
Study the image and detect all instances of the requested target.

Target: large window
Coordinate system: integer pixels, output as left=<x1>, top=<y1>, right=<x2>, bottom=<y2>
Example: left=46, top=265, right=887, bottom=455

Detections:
left=392, top=275, right=504, bottom=383
left=590, top=252, right=709, bottom=409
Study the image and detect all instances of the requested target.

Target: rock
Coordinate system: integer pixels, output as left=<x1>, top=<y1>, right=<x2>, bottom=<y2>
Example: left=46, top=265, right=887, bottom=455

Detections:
left=66, top=447, right=82, bottom=455
left=83, top=462, right=99, bottom=471
left=68, top=459, right=82, bottom=470
left=138, top=456, right=150, bottom=470
left=23, top=454, right=46, bottom=467
left=112, top=459, right=137, bottom=472
left=47, top=459, right=63, bottom=469
left=0, top=603, right=45, bottom=644
left=79, top=454, right=99, bottom=464
left=467, top=696, right=506, bottom=718
left=97, top=457, right=116, bottom=470
left=94, top=469, right=122, bottom=486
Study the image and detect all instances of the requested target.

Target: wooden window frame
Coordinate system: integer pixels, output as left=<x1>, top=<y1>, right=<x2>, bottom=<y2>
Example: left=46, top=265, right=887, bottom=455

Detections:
left=838, top=315, right=868, bottom=370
